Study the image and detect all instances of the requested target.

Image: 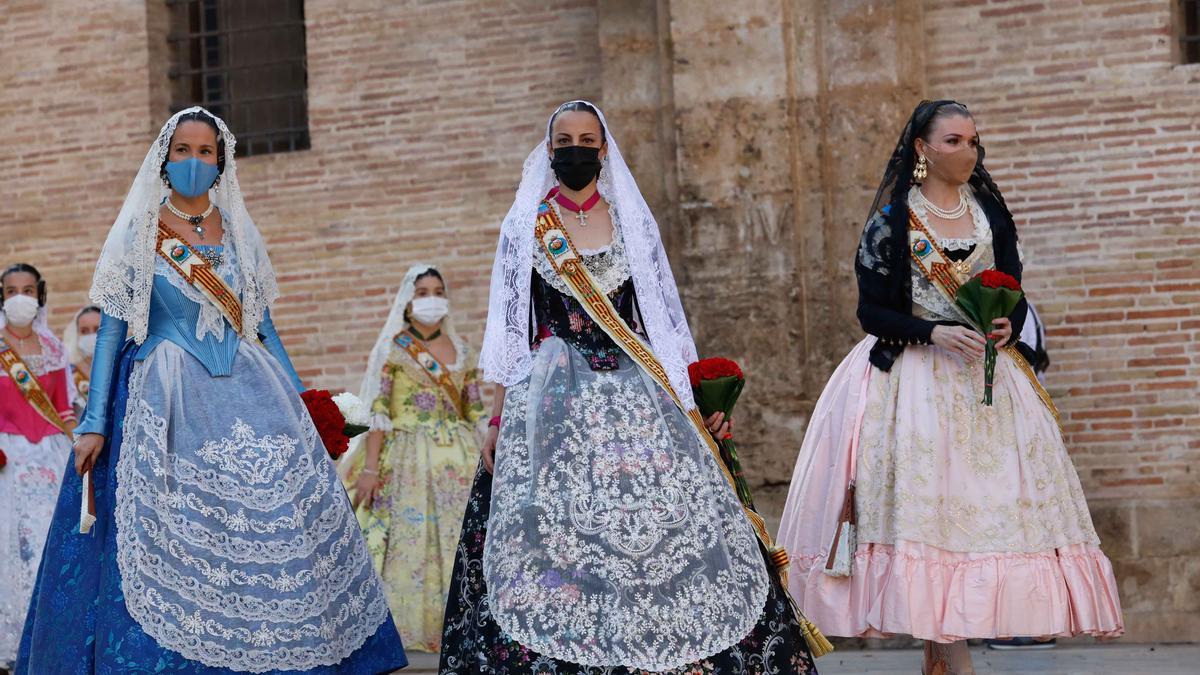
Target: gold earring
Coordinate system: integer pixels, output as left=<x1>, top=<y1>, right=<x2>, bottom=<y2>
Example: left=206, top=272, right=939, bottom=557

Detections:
left=913, top=155, right=928, bottom=183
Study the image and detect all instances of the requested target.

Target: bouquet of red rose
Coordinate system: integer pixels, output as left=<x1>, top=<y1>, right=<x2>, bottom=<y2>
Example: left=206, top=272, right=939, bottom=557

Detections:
left=301, top=390, right=370, bottom=460
left=688, top=358, right=755, bottom=508
left=954, top=269, right=1024, bottom=405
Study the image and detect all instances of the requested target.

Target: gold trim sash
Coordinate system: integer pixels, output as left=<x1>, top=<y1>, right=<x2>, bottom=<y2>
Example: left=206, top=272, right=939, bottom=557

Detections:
left=0, top=335, right=74, bottom=435
left=0, top=334, right=90, bottom=531
left=156, top=220, right=244, bottom=336
left=907, top=210, right=1060, bottom=423
left=73, top=367, right=90, bottom=402
left=393, top=331, right=465, bottom=419
left=533, top=201, right=832, bottom=656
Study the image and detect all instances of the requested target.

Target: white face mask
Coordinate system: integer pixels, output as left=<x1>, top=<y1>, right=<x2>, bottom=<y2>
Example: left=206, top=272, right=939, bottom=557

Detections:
left=410, top=296, right=449, bottom=325
left=2, top=294, right=40, bottom=328
left=78, top=332, right=99, bottom=357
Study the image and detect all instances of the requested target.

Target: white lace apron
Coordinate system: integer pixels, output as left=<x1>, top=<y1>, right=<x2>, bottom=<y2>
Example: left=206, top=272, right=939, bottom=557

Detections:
left=482, top=236, right=769, bottom=671
left=116, top=339, right=388, bottom=672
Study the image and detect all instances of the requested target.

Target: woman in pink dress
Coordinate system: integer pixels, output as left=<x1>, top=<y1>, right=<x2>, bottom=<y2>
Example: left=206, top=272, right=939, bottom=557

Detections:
left=0, top=263, right=72, bottom=668
left=776, top=100, right=1123, bottom=674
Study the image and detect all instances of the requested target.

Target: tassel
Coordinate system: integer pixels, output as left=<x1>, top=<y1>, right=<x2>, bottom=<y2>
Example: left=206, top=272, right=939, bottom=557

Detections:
left=823, top=481, right=856, bottom=577
left=786, top=591, right=835, bottom=658
left=800, top=615, right=836, bottom=658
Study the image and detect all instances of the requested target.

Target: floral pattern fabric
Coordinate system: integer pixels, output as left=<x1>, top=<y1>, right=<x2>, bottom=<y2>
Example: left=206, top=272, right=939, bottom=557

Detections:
left=345, top=339, right=485, bottom=653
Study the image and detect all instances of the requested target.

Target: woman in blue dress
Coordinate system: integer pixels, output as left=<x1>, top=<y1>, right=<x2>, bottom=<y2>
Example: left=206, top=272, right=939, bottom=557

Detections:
left=17, top=108, right=408, bottom=674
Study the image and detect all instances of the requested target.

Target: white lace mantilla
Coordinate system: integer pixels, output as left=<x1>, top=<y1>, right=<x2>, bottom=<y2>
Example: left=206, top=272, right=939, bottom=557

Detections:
left=480, top=101, right=699, bottom=408
left=90, top=107, right=279, bottom=345
left=534, top=203, right=632, bottom=297
left=484, top=339, right=768, bottom=671
left=115, top=341, right=387, bottom=671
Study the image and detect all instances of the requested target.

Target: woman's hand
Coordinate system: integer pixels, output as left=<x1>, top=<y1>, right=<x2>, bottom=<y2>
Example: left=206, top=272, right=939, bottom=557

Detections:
left=989, top=317, right=1013, bottom=348
left=73, top=433, right=105, bottom=476
left=351, top=471, right=381, bottom=510
left=481, top=425, right=499, bottom=474
left=705, top=411, right=733, bottom=440
left=931, top=325, right=987, bottom=359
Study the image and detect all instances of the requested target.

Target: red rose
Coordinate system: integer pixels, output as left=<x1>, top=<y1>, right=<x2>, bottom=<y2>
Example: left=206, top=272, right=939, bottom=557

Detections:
left=979, top=269, right=1021, bottom=291
left=688, top=358, right=744, bottom=387
left=0, top=448, right=7, bottom=470
left=301, top=389, right=350, bottom=459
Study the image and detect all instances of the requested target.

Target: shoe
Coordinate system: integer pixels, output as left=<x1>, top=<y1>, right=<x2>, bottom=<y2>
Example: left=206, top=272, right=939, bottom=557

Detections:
left=986, top=637, right=1057, bottom=650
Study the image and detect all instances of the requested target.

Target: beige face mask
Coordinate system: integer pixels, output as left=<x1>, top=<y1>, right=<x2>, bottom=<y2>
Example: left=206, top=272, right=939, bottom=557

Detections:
left=924, top=140, right=978, bottom=185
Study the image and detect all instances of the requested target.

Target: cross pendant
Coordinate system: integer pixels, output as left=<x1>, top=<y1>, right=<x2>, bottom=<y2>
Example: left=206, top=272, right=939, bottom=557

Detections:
left=194, top=225, right=206, bottom=240
left=575, top=210, right=588, bottom=227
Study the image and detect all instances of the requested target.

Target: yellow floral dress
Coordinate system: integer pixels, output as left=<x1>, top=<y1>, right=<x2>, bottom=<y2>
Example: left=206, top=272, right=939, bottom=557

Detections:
left=344, top=336, right=484, bottom=652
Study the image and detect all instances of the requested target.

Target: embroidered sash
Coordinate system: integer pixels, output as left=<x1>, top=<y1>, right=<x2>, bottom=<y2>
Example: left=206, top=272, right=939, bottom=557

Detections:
left=73, top=367, right=90, bottom=402
left=0, top=335, right=92, bottom=531
left=533, top=201, right=833, bottom=656
left=156, top=220, right=244, bottom=336
left=534, top=201, right=789, bottom=569
left=393, top=331, right=465, bottom=418
left=907, top=210, right=1060, bottom=423
left=0, top=335, right=73, bottom=435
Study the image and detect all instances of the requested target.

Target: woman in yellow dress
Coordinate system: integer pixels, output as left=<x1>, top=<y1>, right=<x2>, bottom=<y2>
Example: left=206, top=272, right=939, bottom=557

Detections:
left=341, top=264, right=484, bottom=653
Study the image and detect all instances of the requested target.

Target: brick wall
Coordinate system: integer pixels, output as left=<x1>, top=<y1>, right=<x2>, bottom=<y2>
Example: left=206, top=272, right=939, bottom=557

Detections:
left=1, top=0, right=600, bottom=390
left=923, top=0, right=1200, bottom=641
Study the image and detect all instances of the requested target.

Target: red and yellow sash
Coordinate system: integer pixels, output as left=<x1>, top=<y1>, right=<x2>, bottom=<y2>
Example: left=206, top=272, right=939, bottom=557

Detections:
left=156, top=220, right=244, bottom=336
left=73, top=367, right=90, bottom=402
left=907, top=210, right=1060, bottom=423
left=0, top=334, right=74, bottom=436
left=534, top=201, right=833, bottom=656
left=393, top=331, right=465, bottom=419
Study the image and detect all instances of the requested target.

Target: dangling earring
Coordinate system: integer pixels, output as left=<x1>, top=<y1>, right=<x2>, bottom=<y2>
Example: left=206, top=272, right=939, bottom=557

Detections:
left=913, top=155, right=928, bottom=183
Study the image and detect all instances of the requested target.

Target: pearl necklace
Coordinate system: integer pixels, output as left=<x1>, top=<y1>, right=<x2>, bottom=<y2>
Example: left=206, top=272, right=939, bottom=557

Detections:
left=166, top=199, right=215, bottom=239
left=918, top=189, right=968, bottom=220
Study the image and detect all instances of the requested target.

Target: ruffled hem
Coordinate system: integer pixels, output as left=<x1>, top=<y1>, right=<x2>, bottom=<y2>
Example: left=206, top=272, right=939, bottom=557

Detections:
left=792, top=540, right=1124, bottom=643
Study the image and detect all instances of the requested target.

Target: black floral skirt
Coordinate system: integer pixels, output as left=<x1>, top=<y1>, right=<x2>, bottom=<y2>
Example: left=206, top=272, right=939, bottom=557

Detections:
left=438, top=464, right=819, bottom=675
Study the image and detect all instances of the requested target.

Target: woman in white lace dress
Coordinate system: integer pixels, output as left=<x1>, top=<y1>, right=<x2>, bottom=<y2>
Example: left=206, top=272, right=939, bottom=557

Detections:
left=16, top=108, right=407, bottom=674
left=438, top=101, right=820, bottom=675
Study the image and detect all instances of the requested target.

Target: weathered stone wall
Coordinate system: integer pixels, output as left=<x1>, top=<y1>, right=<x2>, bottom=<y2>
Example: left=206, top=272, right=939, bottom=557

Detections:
left=595, top=0, right=1200, bottom=643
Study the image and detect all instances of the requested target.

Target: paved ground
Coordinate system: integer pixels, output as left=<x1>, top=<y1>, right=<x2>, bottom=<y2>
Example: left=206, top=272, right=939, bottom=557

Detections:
left=400, top=644, right=1200, bottom=674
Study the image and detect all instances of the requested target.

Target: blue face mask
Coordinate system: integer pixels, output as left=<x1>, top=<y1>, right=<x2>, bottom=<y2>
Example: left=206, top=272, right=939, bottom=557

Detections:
left=165, top=157, right=220, bottom=198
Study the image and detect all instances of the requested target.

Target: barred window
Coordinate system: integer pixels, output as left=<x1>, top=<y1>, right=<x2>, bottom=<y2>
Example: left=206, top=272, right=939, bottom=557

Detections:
left=167, top=0, right=311, bottom=156
left=1182, top=0, right=1200, bottom=64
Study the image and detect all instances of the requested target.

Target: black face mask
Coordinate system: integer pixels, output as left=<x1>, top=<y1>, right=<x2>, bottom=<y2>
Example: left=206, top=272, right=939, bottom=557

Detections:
left=551, top=145, right=603, bottom=191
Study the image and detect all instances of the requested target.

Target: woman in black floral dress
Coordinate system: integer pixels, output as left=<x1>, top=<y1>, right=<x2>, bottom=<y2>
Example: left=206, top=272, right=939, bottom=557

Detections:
left=438, top=101, right=819, bottom=675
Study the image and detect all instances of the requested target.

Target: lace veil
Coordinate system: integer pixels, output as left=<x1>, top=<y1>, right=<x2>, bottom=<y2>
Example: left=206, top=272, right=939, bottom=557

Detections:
left=89, top=107, right=278, bottom=344
left=478, top=100, right=699, bottom=407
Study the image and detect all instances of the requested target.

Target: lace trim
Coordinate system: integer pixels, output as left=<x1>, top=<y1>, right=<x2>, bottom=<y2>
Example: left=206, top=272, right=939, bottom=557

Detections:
left=908, top=191, right=997, bottom=324
left=533, top=204, right=631, bottom=297
left=154, top=224, right=239, bottom=342
left=0, top=353, right=47, bottom=377
left=114, top=353, right=387, bottom=671
left=908, top=185, right=992, bottom=248
left=484, top=346, right=769, bottom=671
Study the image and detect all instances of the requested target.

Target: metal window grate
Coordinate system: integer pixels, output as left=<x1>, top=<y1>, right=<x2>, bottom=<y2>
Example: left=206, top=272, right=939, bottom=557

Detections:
left=1183, top=0, right=1200, bottom=64
left=167, top=0, right=311, bottom=156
